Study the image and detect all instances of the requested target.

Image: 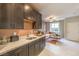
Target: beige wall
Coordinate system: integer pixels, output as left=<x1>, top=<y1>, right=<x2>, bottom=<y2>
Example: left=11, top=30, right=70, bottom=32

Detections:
left=59, top=20, right=64, bottom=38
left=64, top=16, right=79, bottom=41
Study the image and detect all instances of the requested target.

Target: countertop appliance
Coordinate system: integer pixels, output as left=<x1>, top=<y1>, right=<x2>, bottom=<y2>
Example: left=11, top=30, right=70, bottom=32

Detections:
left=10, top=32, right=19, bottom=42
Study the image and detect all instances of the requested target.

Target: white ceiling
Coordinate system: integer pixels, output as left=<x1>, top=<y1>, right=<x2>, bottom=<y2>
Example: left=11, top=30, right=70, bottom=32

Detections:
left=31, top=3, right=79, bottom=22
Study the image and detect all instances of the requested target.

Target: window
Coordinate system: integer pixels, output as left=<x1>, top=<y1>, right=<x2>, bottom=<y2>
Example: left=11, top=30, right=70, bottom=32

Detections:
left=50, top=22, right=60, bottom=34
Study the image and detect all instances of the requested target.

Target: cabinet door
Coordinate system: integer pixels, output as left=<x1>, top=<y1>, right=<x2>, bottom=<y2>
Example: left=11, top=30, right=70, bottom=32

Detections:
left=2, top=45, right=28, bottom=56
left=14, top=4, right=24, bottom=29
left=33, top=10, right=42, bottom=29
left=39, top=39, right=42, bottom=52
left=38, top=13, right=42, bottom=29
left=0, top=4, right=16, bottom=29
left=14, top=45, right=28, bottom=56
left=0, top=4, right=24, bottom=29
left=40, top=38, right=44, bottom=51
left=36, top=12, right=42, bottom=29
left=0, top=4, right=9, bottom=28
left=7, top=4, right=15, bottom=28
left=42, top=37, right=46, bottom=48
left=28, top=45, right=35, bottom=56
left=8, top=4, right=24, bottom=29
left=24, top=7, right=33, bottom=20
left=34, top=40, right=40, bottom=55
left=39, top=37, right=46, bottom=52
left=28, top=41, right=35, bottom=56
left=33, top=10, right=38, bottom=29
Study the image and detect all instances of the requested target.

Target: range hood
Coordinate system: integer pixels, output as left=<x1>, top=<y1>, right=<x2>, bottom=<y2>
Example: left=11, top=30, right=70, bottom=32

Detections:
left=24, top=19, right=36, bottom=29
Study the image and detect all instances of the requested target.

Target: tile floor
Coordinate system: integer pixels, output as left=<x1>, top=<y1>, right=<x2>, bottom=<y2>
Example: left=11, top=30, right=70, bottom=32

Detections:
left=39, top=38, right=79, bottom=56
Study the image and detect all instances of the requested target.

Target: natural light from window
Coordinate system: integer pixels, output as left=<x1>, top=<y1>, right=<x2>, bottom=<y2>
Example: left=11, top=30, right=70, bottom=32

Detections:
left=50, top=22, right=60, bottom=35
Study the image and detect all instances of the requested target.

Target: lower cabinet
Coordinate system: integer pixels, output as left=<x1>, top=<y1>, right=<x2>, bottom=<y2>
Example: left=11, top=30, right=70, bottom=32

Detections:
left=2, top=45, right=28, bottom=56
left=28, top=41, right=35, bottom=56
left=13, top=45, right=28, bottom=56
left=34, top=40, right=40, bottom=55
left=2, top=37, right=46, bottom=56
left=40, top=37, right=46, bottom=52
left=28, top=37, right=46, bottom=56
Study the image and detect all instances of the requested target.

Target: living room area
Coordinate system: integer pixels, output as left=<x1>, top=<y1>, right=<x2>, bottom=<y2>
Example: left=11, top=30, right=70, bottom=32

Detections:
left=39, top=15, right=79, bottom=56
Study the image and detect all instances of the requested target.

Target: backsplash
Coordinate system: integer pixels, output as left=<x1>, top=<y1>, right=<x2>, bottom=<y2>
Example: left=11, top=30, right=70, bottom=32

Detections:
left=0, top=29, right=34, bottom=37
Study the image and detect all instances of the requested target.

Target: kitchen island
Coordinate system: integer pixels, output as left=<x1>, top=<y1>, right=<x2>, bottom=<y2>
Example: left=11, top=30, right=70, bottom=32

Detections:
left=0, top=35, right=46, bottom=56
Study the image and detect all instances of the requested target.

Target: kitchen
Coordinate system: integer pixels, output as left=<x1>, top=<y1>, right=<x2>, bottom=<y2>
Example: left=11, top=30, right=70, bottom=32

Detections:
left=0, top=3, right=45, bottom=56
left=0, top=3, right=79, bottom=56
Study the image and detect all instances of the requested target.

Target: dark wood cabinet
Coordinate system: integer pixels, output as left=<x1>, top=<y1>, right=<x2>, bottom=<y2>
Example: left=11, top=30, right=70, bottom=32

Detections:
left=1, top=37, right=46, bottom=56
left=13, top=45, right=28, bottom=56
left=24, top=4, right=42, bottom=29
left=34, top=10, right=42, bottom=29
left=2, top=45, right=28, bottom=56
left=34, top=40, right=41, bottom=55
left=30, top=10, right=42, bottom=29
left=33, top=10, right=42, bottom=29
left=0, top=3, right=42, bottom=29
left=39, top=37, right=45, bottom=53
left=28, top=41, right=39, bottom=56
left=28, top=41, right=36, bottom=56
left=0, top=4, right=8, bottom=28
left=28, top=37, right=45, bottom=56
left=38, top=13, right=42, bottom=29
left=12, top=4, right=24, bottom=29
left=24, top=5, right=34, bottom=20
left=0, top=4, right=24, bottom=29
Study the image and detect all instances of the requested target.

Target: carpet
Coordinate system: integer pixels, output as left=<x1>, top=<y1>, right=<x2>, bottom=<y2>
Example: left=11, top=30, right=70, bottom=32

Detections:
left=47, top=38, right=60, bottom=44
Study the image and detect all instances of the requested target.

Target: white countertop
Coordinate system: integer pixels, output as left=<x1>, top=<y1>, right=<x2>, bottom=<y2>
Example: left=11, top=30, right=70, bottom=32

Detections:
left=0, top=35, right=45, bottom=55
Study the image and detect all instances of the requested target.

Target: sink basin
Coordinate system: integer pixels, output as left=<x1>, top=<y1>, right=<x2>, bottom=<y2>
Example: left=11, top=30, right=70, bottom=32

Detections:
left=26, top=37, right=37, bottom=40
left=0, top=45, right=5, bottom=50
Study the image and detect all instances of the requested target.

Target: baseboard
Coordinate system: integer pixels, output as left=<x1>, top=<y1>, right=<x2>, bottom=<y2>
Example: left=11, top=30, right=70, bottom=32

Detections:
left=67, top=39, right=79, bottom=43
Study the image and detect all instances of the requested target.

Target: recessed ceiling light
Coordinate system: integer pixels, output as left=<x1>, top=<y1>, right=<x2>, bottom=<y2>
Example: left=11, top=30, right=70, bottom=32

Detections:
left=24, top=5, right=30, bottom=10
left=28, top=17, right=31, bottom=19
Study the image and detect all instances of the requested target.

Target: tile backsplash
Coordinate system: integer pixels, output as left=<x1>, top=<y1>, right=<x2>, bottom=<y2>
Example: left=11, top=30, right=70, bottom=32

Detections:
left=0, top=29, right=33, bottom=37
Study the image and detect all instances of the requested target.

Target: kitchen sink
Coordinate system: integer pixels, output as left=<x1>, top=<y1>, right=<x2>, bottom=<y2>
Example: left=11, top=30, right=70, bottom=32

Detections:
left=26, top=37, right=37, bottom=40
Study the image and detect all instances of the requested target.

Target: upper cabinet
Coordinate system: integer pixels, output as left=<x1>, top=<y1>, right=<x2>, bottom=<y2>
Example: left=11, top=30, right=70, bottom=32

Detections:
left=33, top=10, right=42, bottom=29
left=24, top=4, right=42, bottom=29
left=0, top=4, right=8, bottom=28
left=0, top=3, right=42, bottom=29
left=0, top=4, right=24, bottom=29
